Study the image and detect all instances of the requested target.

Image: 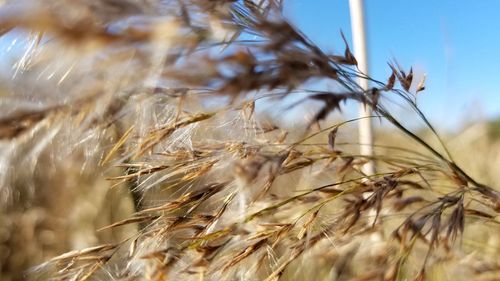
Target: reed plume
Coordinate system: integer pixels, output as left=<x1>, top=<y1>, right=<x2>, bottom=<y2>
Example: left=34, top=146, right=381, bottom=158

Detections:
left=0, top=1, right=499, bottom=280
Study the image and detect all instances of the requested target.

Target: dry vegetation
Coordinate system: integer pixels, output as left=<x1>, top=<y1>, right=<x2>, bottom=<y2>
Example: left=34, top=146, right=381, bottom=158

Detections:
left=0, top=1, right=499, bottom=280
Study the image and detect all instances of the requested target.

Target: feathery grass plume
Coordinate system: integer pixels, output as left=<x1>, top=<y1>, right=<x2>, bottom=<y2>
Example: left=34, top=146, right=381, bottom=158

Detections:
left=0, top=0, right=499, bottom=280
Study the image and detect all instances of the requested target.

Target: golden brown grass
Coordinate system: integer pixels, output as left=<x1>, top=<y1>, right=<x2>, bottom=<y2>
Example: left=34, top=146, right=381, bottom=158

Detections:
left=0, top=1, right=499, bottom=281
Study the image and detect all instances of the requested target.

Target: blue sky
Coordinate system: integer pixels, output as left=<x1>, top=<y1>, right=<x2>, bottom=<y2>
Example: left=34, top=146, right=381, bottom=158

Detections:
left=284, top=0, right=500, bottom=129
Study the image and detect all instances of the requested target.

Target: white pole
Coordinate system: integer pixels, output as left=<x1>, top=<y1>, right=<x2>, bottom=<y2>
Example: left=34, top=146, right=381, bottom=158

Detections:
left=349, top=0, right=375, bottom=176
left=348, top=1, right=383, bottom=247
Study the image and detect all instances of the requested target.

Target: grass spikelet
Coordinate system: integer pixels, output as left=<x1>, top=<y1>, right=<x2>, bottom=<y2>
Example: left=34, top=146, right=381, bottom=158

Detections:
left=0, top=1, right=499, bottom=281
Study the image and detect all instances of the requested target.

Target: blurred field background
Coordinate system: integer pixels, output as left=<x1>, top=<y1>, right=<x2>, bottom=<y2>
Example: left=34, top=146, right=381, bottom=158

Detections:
left=0, top=1, right=500, bottom=281
left=1, top=116, right=498, bottom=280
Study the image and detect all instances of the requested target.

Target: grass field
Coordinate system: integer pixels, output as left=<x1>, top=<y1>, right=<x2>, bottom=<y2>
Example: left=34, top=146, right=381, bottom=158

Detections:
left=0, top=1, right=499, bottom=280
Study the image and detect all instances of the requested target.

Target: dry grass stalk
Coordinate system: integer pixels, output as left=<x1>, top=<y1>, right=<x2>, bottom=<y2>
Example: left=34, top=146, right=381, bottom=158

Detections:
left=0, top=1, right=499, bottom=281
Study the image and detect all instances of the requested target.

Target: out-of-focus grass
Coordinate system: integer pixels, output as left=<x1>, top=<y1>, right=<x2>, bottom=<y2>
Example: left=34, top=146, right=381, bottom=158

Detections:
left=0, top=149, right=137, bottom=281
left=488, top=118, right=500, bottom=141
left=1, top=120, right=498, bottom=280
left=0, top=1, right=498, bottom=280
